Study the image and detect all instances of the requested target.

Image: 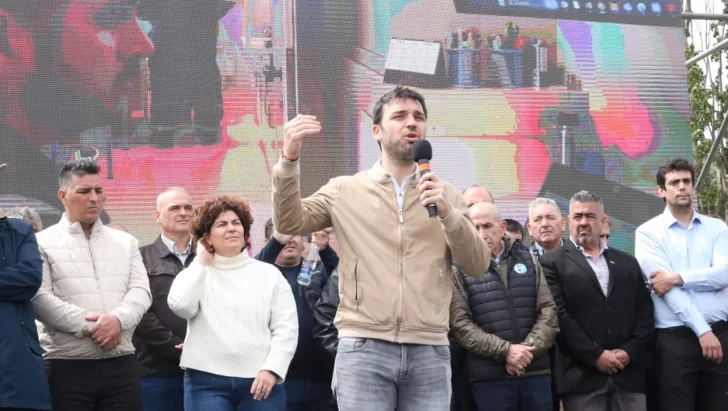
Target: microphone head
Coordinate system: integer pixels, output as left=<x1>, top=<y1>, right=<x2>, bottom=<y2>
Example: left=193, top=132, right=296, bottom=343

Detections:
left=412, top=139, right=432, bottom=163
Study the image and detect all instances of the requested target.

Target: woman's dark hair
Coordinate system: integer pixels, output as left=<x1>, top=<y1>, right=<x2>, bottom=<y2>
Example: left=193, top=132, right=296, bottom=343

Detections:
left=191, top=196, right=253, bottom=248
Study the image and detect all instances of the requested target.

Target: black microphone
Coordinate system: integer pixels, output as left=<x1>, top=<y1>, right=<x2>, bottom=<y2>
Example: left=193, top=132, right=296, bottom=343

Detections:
left=412, top=139, right=437, bottom=218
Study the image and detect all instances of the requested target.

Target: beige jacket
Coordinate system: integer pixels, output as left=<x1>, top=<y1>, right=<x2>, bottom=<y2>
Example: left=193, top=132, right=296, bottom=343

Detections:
left=272, top=158, right=489, bottom=346
left=32, top=215, right=151, bottom=359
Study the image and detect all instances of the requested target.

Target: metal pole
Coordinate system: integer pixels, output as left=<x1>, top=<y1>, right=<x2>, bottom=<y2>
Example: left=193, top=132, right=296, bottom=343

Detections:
left=686, top=36, right=728, bottom=67
left=696, top=113, right=728, bottom=192
left=682, top=12, right=728, bottom=21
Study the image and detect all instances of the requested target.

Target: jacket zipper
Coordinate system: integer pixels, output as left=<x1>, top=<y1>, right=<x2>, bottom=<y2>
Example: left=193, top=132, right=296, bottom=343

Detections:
left=87, top=235, right=107, bottom=313
left=394, top=200, right=404, bottom=342
left=354, top=261, right=359, bottom=311
left=501, top=262, right=521, bottom=341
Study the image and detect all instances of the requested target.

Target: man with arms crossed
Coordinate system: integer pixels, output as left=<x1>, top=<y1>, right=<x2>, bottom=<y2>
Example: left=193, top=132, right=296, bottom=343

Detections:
left=635, top=158, right=728, bottom=411
left=271, top=86, right=489, bottom=410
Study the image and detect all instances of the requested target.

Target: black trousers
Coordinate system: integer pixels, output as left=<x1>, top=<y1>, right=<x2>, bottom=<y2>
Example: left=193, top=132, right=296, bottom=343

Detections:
left=655, top=323, right=728, bottom=411
left=46, top=354, right=142, bottom=411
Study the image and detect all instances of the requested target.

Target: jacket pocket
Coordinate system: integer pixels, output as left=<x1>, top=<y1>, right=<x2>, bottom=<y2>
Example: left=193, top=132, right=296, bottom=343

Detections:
left=339, top=258, right=360, bottom=314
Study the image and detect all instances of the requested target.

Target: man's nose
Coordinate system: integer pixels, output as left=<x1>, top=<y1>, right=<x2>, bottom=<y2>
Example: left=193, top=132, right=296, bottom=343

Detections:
left=116, top=20, right=154, bottom=60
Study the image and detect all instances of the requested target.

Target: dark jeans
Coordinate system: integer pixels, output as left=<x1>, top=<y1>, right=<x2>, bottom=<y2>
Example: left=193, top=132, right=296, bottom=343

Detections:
left=46, top=354, right=142, bottom=411
left=471, top=375, right=552, bottom=411
left=184, top=369, right=286, bottom=411
left=656, top=323, right=728, bottom=411
left=284, top=378, right=332, bottom=411
left=141, top=375, right=184, bottom=411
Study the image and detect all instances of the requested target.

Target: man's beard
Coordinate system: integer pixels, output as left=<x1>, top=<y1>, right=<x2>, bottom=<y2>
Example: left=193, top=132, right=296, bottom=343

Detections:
left=575, top=230, right=596, bottom=248
left=381, top=130, right=414, bottom=166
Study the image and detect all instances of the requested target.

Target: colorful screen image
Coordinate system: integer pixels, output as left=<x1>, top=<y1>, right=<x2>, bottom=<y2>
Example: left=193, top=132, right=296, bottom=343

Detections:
left=1, top=0, right=690, bottom=252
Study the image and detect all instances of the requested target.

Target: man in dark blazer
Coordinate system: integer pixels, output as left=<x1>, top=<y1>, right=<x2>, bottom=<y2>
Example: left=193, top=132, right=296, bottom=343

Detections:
left=540, top=190, right=654, bottom=411
left=134, top=187, right=196, bottom=411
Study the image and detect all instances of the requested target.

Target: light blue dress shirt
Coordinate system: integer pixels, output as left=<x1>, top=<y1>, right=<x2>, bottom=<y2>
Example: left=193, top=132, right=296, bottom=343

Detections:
left=161, top=234, right=193, bottom=265
left=635, top=208, right=728, bottom=337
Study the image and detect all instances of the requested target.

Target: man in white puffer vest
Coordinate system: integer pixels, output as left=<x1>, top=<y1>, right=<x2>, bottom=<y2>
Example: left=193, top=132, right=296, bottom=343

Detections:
left=32, top=159, right=151, bottom=411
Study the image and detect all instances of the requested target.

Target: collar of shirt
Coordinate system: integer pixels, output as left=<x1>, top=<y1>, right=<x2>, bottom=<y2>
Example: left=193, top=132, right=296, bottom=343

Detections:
left=493, top=240, right=505, bottom=264
left=570, top=236, right=608, bottom=258
left=662, top=207, right=704, bottom=230
left=531, top=238, right=564, bottom=256
left=372, top=161, right=418, bottom=185
left=161, top=234, right=193, bottom=258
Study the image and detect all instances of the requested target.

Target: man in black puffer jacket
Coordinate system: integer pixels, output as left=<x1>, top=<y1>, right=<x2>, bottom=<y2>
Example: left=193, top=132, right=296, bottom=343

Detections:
left=450, top=202, right=559, bottom=411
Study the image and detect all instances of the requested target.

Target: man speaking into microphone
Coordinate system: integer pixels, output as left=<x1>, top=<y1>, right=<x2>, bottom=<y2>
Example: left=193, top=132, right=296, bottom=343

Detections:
left=271, top=86, right=489, bottom=410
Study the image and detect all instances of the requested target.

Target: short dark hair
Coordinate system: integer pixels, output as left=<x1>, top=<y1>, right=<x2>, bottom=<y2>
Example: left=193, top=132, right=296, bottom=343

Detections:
left=570, top=190, right=604, bottom=212
left=503, top=218, right=524, bottom=238
left=656, top=158, right=695, bottom=190
left=264, top=218, right=274, bottom=241
left=372, top=86, right=427, bottom=126
left=191, top=196, right=254, bottom=249
left=59, top=159, right=100, bottom=189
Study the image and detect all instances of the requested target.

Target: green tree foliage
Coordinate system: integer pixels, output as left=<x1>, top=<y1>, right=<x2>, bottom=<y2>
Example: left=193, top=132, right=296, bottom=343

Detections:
left=685, top=1, right=728, bottom=219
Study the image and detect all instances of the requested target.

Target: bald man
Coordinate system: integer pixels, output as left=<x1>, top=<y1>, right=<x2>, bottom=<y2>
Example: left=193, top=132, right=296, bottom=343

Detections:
left=463, top=185, right=494, bottom=208
left=135, top=187, right=195, bottom=411
left=451, top=202, right=558, bottom=411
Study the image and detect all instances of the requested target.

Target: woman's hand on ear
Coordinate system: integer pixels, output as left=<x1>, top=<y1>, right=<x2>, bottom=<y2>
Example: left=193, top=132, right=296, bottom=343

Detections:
left=195, top=239, right=214, bottom=266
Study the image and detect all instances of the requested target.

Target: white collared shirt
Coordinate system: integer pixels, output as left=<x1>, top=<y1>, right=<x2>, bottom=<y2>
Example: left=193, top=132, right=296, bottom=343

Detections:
left=571, top=237, right=610, bottom=296
left=372, top=161, right=418, bottom=210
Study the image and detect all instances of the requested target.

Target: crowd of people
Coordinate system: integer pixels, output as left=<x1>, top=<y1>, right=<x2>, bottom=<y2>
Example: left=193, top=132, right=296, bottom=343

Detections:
left=1, top=87, right=726, bottom=411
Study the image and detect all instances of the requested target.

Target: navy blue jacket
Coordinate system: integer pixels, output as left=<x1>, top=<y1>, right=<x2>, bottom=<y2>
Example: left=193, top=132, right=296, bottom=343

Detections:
left=0, top=216, right=52, bottom=410
left=255, top=239, right=336, bottom=381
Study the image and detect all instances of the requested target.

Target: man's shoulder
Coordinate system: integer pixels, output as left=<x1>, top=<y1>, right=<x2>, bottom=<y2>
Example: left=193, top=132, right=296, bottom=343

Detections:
left=36, top=223, right=66, bottom=247
left=100, top=225, right=138, bottom=247
left=139, top=237, right=162, bottom=254
left=538, top=245, right=566, bottom=264
left=4, top=217, right=34, bottom=236
left=636, top=213, right=664, bottom=234
left=699, top=213, right=728, bottom=231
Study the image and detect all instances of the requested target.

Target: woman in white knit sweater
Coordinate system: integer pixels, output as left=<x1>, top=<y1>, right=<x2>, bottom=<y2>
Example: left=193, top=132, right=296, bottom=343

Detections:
left=168, top=196, right=298, bottom=411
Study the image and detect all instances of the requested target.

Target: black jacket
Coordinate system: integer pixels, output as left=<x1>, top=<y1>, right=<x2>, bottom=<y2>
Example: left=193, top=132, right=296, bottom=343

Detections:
left=134, top=236, right=194, bottom=377
left=461, top=242, right=550, bottom=380
left=0, top=217, right=52, bottom=410
left=255, top=239, right=337, bottom=381
left=313, top=268, right=340, bottom=359
left=540, top=240, right=654, bottom=395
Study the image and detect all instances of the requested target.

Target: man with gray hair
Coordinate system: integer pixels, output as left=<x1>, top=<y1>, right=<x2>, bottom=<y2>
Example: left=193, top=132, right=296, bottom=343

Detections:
left=450, top=201, right=558, bottom=411
left=32, top=159, right=151, bottom=411
left=540, top=190, right=654, bottom=411
left=5, top=206, right=43, bottom=233
left=135, top=187, right=195, bottom=411
left=527, top=198, right=565, bottom=257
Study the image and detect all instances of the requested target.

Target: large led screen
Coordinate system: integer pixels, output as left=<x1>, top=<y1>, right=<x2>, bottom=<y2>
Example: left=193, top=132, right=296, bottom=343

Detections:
left=0, top=0, right=690, bottom=251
